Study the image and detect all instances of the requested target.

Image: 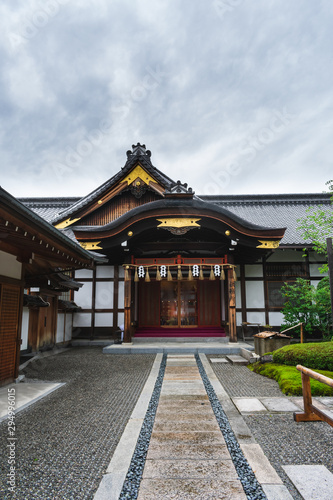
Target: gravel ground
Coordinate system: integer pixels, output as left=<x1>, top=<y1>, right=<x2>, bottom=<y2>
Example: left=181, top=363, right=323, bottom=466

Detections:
left=209, top=359, right=283, bottom=398
left=210, top=357, right=333, bottom=500
left=0, top=347, right=155, bottom=500
left=244, top=414, right=333, bottom=500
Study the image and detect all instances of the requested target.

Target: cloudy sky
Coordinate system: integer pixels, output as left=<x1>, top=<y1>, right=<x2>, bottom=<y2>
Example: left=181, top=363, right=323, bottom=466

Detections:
left=0, top=0, right=332, bottom=198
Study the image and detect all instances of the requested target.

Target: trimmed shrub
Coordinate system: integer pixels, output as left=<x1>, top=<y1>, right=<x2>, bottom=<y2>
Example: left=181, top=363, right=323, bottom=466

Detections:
left=272, top=342, right=333, bottom=371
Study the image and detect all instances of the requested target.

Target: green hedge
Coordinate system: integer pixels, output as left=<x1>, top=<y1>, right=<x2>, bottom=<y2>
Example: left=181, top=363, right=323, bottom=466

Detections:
left=272, top=342, right=333, bottom=371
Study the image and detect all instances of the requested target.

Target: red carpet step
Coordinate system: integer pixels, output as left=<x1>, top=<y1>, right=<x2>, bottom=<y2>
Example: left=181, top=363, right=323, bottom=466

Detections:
left=134, top=327, right=226, bottom=338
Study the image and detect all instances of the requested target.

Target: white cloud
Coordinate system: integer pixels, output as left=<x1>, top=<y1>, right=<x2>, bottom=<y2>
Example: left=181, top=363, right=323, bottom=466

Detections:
left=0, top=0, right=332, bottom=197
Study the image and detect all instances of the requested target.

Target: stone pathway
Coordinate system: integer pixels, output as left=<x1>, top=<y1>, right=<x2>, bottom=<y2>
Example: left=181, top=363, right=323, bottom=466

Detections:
left=137, top=354, right=246, bottom=499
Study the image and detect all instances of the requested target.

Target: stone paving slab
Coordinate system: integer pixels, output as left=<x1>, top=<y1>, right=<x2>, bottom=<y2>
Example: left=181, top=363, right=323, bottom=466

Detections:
left=318, top=397, right=333, bottom=408
left=149, top=430, right=226, bottom=447
left=282, top=464, right=333, bottom=500
left=146, top=442, right=232, bottom=460
left=262, top=484, right=294, bottom=500
left=240, top=443, right=283, bottom=485
left=259, top=398, right=300, bottom=413
left=142, top=458, right=238, bottom=480
left=232, top=396, right=333, bottom=415
left=156, top=395, right=210, bottom=408
left=163, top=374, right=201, bottom=380
left=161, top=380, right=205, bottom=388
left=0, top=382, right=65, bottom=421
left=137, top=478, right=247, bottom=499
left=165, top=365, right=200, bottom=371
left=164, top=359, right=198, bottom=366
left=155, top=407, right=215, bottom=419
left=232, top=397, right=267, bottom=413
left=154, top=419, right=219, bottom=432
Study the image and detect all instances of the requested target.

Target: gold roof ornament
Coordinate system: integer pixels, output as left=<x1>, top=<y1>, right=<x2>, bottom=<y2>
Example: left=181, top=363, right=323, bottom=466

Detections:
left=121, top=165, right=157, bottom=186
left=55, top=217, right=81, bottom=229
left=157, top=218, right=201, bottom=228
left=79, top=241, right=103, bottom=250
left=257, top=240, right=280, bottom=249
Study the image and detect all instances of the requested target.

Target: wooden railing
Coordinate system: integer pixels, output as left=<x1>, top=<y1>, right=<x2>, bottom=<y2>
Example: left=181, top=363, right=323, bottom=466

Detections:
left=293, top=365, right=333, bottom=427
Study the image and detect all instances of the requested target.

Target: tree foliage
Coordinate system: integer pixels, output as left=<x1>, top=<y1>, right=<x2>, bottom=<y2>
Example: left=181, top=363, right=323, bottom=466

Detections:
left=280, top=277, right=332, bottom=338
left=297, top=180, right=333, bottom=274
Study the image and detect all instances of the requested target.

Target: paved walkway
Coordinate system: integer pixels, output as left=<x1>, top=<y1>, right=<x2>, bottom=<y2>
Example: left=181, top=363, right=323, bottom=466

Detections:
left=138, top=354, right=246, bottom=499
left=1, top=348, right=333, bottom=499
left=95, top=353, right=292, bottom=499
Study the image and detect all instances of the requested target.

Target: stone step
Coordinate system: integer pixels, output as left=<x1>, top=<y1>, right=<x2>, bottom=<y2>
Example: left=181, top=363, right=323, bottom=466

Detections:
left=225, top=355, right=249, bottom=365
left=103, top=344, right=248, bottom=355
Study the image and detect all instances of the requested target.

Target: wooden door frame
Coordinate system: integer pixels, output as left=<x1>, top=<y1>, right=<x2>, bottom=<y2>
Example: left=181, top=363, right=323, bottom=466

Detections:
left=161, top=280, right=198, bottom=328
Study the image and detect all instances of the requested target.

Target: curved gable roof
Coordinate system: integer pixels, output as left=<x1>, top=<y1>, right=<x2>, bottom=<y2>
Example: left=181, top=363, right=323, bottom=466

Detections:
left=52, top=143, right=176, bottom=227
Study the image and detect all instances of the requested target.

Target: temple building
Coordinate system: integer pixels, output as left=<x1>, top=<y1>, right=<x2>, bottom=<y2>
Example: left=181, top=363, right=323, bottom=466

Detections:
left=1, top=143, right=331, bottom=384
left=18, top=144, right=330, bottom=345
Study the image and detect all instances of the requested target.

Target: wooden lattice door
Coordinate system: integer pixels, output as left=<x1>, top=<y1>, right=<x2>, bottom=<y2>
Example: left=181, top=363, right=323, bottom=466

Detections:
left=0, top=284, right=21, bottom=382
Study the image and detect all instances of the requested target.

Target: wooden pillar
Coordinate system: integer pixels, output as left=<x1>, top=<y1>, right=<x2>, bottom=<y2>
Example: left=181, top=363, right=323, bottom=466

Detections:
left=124, top=268, right=132, bottom=343
left=228, top=267, right=237, bottom=343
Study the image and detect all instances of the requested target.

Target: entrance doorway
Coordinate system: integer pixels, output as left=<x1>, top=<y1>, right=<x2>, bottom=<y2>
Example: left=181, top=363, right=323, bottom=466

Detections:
left=160, top=281, right=198, bottom=327
left=138, top=279, right=222, bottom=329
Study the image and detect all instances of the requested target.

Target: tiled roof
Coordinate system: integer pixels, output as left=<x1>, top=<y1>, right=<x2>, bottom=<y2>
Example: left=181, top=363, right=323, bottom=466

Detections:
left=19, top=193, right=333, bottom=247
left=0, top=187, right=101, bottom=261
left=199, top=193, right=333, bottom=245
left=20, top=197, right=80, bottom=222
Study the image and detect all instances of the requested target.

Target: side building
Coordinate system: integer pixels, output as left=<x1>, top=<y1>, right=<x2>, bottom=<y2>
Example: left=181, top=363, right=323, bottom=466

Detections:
left=0, top=187, right=99, bottom=385
left=19, top=144, right=331, bottom=343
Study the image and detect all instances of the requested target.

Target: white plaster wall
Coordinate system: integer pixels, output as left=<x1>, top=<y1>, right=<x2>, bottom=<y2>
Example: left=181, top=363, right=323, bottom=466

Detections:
left=0, top=250, right=22, bottom=279
left=236, top=312, right=242, bottom=326
left=74, top=282, right=93, bottom=309
left=96, top=266, right=114, bottom=278
left=118, top=281, right=125, bottom=309
left=75, top=269, right=93, bottom=279
left=56, top=313, right=65, bottom=343
left=246, top=311, right=266, bottom=325
left=266, top=250, right=304, bottom=262
left=235, top=281, right=241, bottom=307
left=95, top=282, right=114, bottom=309
left=245, top=281, right=265, bottom=308
left=245, top=264, right=263, bottom=277
left=309, top=263, right=327, bottom=277
left=117, top=312, right=124, bottom=329
left=21, top=308, right=29, bottom=351
left=268, top=312, right=284, bottom=327
left=95, top=312, right=113, bottom=327
left=65, top=314, right=73, bottom=341
left=118, top=266, right=125, bottom=278
left=73, top=313, right=91, bottom=327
